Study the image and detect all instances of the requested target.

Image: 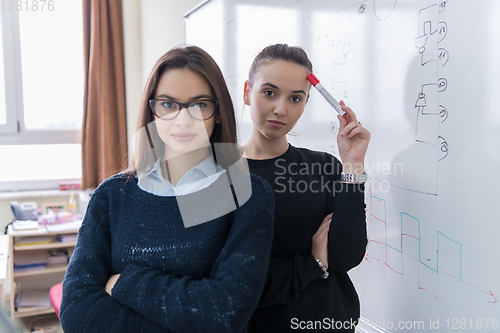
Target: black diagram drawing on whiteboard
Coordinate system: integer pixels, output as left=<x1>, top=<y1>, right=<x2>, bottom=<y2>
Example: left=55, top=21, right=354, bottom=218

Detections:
left=389, top=2, right=449, bottom=196
left=414, top=83, right=440, bottom=146
left=318, top=0, right=449, bottom=195
left=331, top=80, right=349, bottom=108
left=318, top=1, right=366, bottom=157
left=415, top=4, right=449, bottom=67
left=329, top=15, right=352, bottom=67
left=414, top=79, right=448, bottom=147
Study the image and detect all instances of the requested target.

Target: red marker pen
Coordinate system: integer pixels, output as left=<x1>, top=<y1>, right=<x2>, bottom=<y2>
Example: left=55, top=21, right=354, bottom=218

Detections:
left=306, top=73, right=346, bottom=116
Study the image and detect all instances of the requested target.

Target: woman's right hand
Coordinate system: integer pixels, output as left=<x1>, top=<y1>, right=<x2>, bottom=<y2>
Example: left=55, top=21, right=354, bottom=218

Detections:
left=311, top=213, right=333, bottom=268
left=105, top=274, right=120, bottom=296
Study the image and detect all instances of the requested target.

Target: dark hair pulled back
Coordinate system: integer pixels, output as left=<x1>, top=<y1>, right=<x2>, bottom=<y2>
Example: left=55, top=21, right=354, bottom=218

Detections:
left=248, top=44, right=313, bottom=86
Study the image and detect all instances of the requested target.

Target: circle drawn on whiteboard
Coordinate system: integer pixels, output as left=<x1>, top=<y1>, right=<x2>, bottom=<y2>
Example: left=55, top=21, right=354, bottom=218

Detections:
left=437, top=78, right=448, bottom=92
left=438, top=22, right=448, bottom=43
left=438, top=136, right=449, bottom=161
left=358, top=4, right=366, bottom=14
left=438, top=48, right=449, bottom=67
left=439, top=105, right=448, bottom=123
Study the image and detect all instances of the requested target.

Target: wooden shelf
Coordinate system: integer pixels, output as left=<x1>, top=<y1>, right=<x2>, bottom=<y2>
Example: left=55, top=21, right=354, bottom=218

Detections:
left=14, top=241, right=76, bottom=251
left=14, top=264, right=68, bottom=277
left=14, top=306, right=55, bottom=318
left=7, top=220, right=82, bottom=237
left=8, top=221, right=81, bottom=320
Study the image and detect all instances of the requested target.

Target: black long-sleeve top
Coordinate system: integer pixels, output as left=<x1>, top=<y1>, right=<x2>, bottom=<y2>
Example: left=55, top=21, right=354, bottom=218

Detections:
left=247, top=144, right=367, bottom=333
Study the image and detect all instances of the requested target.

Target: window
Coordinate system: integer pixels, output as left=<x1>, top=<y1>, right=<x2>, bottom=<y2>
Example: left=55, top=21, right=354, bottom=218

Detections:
left=0, top=2, right=83, bottom=191
left=0, top=20, right=5, bottom=125
left=0, top=9, right=16, bottom=133
left=0, top=24, right=7, bottom=126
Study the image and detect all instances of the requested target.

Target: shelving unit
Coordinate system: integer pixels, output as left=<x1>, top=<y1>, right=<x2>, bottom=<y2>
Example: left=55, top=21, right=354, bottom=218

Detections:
left=13, top=264, right=69, bottom=278
left=14, top=241, right=77, bottom=252
left=7, top=223, right=80, bottom=319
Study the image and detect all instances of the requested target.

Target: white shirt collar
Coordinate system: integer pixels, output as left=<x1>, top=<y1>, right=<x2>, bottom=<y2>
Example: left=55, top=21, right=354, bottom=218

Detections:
left=137, top=152, right=225, bottom=197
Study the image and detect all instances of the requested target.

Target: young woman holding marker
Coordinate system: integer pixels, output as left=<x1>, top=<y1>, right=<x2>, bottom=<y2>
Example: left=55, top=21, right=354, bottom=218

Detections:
left=243, top=44, right=371, bottom=332
left=60, top=45, right=275, bottom=333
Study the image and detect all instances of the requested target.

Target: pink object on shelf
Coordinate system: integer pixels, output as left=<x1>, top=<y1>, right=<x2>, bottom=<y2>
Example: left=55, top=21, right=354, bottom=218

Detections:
left=59, top=180, right=82, bottom=191
left=37, top=212, right=73, bottom=225
left=49, top=283, right=63, bottom=318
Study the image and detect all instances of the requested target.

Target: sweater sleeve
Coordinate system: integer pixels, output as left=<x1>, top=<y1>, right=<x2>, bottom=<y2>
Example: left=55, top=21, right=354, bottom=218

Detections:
left=110, top=175, right=275, bottom=333
left=255, top=254, right=323, bottom=308
left=327, top=181, right=368, bottom=272
left=59, top=185, right=165, bottom=333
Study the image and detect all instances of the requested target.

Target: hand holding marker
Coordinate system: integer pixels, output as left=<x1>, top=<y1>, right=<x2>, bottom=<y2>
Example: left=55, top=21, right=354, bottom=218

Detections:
left=306, top=73, right=346, bottom=116
left=307, top=72, right=370, bottom=175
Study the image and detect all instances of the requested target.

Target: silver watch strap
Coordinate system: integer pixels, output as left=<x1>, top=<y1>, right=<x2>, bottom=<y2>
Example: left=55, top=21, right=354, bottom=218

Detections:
left=340, top=172, right=367, bottom=183
left=315, top=259, right=329, bottom=279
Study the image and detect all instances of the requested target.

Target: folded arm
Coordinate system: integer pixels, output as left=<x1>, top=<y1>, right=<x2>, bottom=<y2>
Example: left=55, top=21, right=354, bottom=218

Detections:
left=111, top=176, right=275, bottom=332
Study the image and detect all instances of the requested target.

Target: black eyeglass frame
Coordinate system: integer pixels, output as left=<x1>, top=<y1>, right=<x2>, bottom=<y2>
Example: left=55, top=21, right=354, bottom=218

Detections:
left=149, top=99, right=218, bottom=121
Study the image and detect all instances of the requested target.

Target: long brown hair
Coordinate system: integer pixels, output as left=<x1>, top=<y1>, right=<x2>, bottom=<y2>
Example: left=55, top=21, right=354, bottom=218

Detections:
left=126, top=45, right=239, bottom=176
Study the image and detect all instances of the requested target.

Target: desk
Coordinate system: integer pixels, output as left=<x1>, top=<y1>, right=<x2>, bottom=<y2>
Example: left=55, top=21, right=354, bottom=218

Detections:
left=7, top=221, right=81, bottom=319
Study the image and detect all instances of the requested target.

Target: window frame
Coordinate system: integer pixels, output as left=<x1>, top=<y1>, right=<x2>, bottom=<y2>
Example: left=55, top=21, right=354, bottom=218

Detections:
left=0, top=9, right=82, bottom=191
left=0, top=10, right=19, bottom=134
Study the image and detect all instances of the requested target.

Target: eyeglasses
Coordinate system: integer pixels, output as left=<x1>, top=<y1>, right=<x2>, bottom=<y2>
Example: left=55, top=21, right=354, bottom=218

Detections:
left=149, top=99, right=218, bottom=121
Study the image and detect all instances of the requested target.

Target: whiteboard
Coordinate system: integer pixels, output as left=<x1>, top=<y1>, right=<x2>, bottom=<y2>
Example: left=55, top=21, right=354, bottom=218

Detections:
left=186, top=0, right=500, bottom=331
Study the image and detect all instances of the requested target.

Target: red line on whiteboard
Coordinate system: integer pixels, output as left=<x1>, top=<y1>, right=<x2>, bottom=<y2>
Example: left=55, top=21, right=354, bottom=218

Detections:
left=371, top=214, right=385, bottom=223
left=402, top=233, right=419, bottom=240
left=366, top=190, right=497, bottom=304
left=437, top=249, right=458, bottom=259
left=385, top=262, right=403, bottom=276
left=373, top=0, right=398, bottom=21
left=439, top=270, right=498, bottom=304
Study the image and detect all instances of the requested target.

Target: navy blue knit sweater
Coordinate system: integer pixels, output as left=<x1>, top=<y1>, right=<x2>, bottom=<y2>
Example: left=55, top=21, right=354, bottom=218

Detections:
left=60, top=173, right=274, bottom=333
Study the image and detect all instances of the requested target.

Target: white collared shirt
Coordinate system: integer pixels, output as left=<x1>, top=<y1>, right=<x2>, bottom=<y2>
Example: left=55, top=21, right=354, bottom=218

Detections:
left=137, top=154, right=226, bottom=197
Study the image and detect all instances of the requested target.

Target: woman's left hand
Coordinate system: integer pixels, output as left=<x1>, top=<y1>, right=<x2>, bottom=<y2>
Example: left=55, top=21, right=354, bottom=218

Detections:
left=337, top=101, right=371, bottom=173
left=105, top=274, right=121, bottom=296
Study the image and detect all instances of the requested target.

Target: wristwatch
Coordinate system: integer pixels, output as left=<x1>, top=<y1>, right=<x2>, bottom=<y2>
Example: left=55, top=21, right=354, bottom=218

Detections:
left=340, top=172, right=367, bottom=183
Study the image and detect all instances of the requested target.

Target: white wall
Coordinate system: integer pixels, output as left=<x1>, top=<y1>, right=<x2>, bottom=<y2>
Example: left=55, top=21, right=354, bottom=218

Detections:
left=123, top=0, right=203, bottom=161
left=122, top=0, right=142, bottom=166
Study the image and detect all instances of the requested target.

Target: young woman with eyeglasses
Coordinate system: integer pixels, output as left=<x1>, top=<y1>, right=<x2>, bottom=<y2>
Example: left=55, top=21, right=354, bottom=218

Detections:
left=242, top=44, right=371, bottom=332
left=60, top=45, right=275, bottom=333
